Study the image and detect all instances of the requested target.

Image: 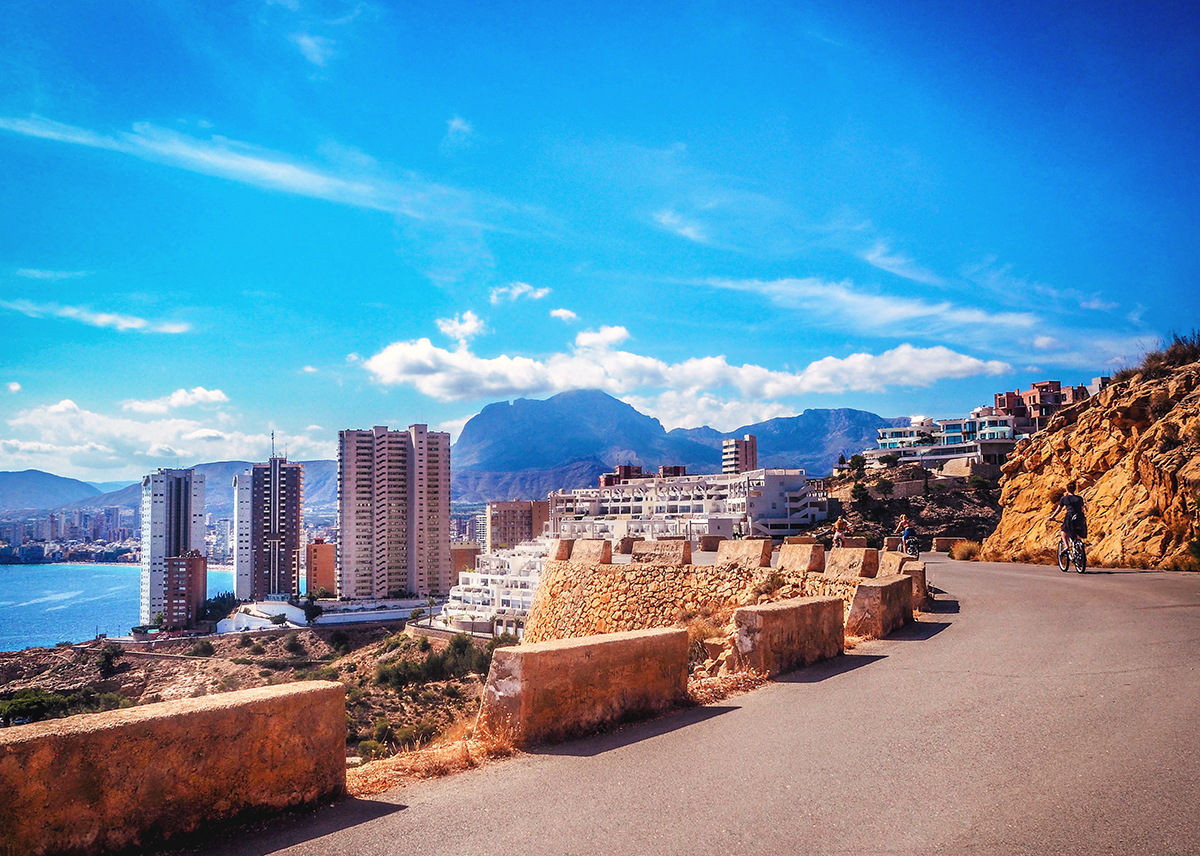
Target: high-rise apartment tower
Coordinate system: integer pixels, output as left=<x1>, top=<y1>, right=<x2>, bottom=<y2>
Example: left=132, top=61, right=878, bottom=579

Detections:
left=140, top=468, right=206, bottom=625
left=337, top=425, right=451, bottom=598
left=233, top=457, right=304, bottom=601
left=722, top=434, right=758, bottom=474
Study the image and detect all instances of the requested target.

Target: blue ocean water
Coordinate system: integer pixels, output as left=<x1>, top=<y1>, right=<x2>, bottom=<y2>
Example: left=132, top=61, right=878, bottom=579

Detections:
left=0, top=563, right=235, bottom=652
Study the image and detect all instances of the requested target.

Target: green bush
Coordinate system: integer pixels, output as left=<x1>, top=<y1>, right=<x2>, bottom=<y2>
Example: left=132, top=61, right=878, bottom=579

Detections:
left=96, top=641, right=123, bottom=677
left=283, top=632, right=304, bottom=655
left=188, top=640, right=215, bottom=657
left=356, top=739, right=388, bottom=761
left=237, top=634, right=252, bottom=648
left=250, top=643, right=266, bottom=655
left=0, top=687, right=132, bottom=725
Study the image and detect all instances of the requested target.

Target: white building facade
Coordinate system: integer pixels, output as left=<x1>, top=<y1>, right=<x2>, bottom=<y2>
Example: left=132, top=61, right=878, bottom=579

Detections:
left=139, top=468, right=206, bottom=625
left=440, top=541, right=546, bottom=638
left=231, top=470, right=252, bottom=600
left=550, top=468, right=827, bottom=541
left=870, top=409, right=1017, bottom=468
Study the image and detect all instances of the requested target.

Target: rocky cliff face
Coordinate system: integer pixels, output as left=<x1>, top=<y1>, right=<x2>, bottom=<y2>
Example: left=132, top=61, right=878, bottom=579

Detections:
left=982, top=362, right=1200, bottom=569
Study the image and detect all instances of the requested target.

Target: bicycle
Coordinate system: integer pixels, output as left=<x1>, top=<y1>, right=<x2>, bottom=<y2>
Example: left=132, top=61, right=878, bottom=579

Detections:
left=902, top=535, right=919, bottom=558
left=1057, top=534, right=1087, bottom=574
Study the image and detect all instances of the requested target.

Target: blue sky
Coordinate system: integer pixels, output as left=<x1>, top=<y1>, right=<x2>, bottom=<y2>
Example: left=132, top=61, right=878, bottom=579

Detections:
left=1, top=1, right=1197, bottom=481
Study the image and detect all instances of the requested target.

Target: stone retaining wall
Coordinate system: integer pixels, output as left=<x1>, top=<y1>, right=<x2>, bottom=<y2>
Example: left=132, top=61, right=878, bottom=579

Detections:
left=826, top=547, right=879, bottom=579
left=0, top=682, right=345, bottom=856
left=845, top=576, right=913, bottom=639
left=475, top=628, right=688, bottom=747
left=878, top=551, right=919, bottom=578
left=572, top=538, right=612, bottom=565
left=715, top=539, right=773, bottom=572
left=630, top=540, right=691, bottom=565
left=777, top=543, right=825, bottom=574
left=731, top=597, right=843, bottom=676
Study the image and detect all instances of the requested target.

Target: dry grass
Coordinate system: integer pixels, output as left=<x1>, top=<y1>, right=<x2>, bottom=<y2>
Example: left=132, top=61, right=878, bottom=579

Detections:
left=686, top=670, right=769, bottom=706
left=950, top=540, right=982, bottom=561
left=346, top=725, right=518, bottom=796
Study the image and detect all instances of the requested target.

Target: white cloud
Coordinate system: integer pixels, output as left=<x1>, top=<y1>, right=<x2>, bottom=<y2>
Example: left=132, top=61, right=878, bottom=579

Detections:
left=863, top=242, right=944, bottom=286
left=2, top=399, right=333, bottom=479
left=302, top=365, right=319, bottom=373
left=550, top=308, right=578, bottom=322
left=362, top=324, right=1010, bottom=404
left=289, top=33, right=336, bottom=66
left=1034, top=336, right=1059, bottom=350
left=437, top=415, right=473, bottom=442
left=0, top=298, right=190, bottom=333
left=489, top=282, right=551, bottom=304
left=1080, top=294, right=1118, bottom=312
left=623, top=391, right=793, bottom=432
left=653, top=209, right=707, bottom=243
left=6, top=382, right=20, bottom=393
left=436, top=310, right=485, bottom=343
left=121, top=387, right=229, bottom=415
left=575, top=326, right=630, bottom=349
left=15, top=269, right=90, bottom=280
left=1127, top=303, right=1146, bottom=325
left=345, top=352, right=362, bottom=363
left=447, top=116, right=473, bottom=136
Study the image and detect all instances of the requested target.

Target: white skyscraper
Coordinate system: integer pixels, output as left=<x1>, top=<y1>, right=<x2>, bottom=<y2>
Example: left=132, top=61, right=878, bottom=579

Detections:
left=232, top=470, right=252, bottom=601
left=140, top=468, right=206, bottom=625
left=337, top=424, right=450, bottom=599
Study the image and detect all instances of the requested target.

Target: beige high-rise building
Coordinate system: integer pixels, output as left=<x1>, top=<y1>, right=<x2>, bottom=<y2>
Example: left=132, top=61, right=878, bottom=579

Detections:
left=485, top=500, right=549, bottom=553
left=722, top=434, right=758, bottom=474
left=337, top=424, right=451, bottom=598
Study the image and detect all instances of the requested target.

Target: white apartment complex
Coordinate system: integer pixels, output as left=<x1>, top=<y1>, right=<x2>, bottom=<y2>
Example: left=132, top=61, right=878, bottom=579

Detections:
left=440, top=540, right=546, bottom=638
left=550, top=467, right=827, bottom=541
left=870, top=408, right=1017, bottom=468
left=139, top=468, right=206, bottom=625
left=337, top=425, right=451, bottom=599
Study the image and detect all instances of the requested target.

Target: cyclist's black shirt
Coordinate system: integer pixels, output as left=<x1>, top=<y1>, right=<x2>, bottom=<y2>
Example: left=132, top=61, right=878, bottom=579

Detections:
left=1059, top=493, right=1085, bottom=537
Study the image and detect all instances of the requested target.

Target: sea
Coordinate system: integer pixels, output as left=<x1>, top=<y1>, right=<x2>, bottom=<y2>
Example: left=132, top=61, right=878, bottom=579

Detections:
left=0, top=563, right=235, bottom=652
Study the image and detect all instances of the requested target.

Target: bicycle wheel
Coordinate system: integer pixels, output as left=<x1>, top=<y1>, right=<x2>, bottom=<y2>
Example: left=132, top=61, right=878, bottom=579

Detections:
left=1074, top=540, right=1087, bottom=574
left=1057, top=543, right=1070, bottom=572
left=906, top=539, right=919, bottom=557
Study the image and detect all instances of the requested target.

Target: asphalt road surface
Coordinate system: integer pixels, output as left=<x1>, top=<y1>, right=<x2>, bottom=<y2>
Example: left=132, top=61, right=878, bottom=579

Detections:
left=164, top=555, right=1200, bottom=856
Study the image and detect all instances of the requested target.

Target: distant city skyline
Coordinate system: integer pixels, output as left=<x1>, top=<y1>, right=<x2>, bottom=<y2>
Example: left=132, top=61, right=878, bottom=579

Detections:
left=2, top=2, right=1196, bottom=482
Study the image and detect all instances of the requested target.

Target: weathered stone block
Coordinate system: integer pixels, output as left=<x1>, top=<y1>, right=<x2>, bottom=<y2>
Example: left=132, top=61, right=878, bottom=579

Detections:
left=475, top=628, right=689, bottom=747
left=0, top=682, right=345, bottom=856
left=698, top=535, right=725, bottom=552
left=905, top=561, right=929, bottom=609
left=571, top=538, right=612, bottom=565
left=777, top=543, right=825, bottom=574
left=878, top=550, right=918, bottom=578
left=840, top=536, right=869, bottom=548
left=932, top=537, right=962, bottom=552
left=825, top=547, right=879, bottom=579
left=731, top=597, right=843, bottom=676
left=884, top=536, right=901, bottom=552
left=630, top=540, right=691, bottom=565
left=549, top=539, right=574, bottom=561
left=615, top=536, right=643, bottom=554
left=845, top=576, right=913, bottom=639
left=715, top=538, right=773, bottom=572
left=784, top=535, right=818, bottom=545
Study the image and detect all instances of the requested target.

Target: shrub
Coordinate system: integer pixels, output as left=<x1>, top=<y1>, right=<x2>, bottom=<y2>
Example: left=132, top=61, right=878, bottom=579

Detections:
left=329, top=630, right=351, bottom=654
left=96, top=641, right=123, bottom=677
left=1150, top=396, right=1174, bottom=421
left=188, top=640, right=215, bottom=657
left=283, top=632, right=304, bottom=654
left=269, top=613, right=288, bottom=626
left=356, top=739, right=388, bottom=761
left=850, top=481, right=870, bottom=506
left=250, top=643, right=266, bottom=655
left=950, top=540, right=982, bottom=561
left=968, top=474, right=994, bottom=500
left=876, top=477, right=894, bottom=498
left=237, top=634, right=252, bottom=648
left=202, top=592, right=238, bottom=622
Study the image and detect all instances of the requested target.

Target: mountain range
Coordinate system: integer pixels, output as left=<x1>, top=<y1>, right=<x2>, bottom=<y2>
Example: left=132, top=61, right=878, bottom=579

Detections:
left=0, top=390, right=904, bottom=513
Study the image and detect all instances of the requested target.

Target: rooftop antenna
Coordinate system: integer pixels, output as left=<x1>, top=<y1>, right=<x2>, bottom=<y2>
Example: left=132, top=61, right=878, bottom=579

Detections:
left=271, top=431, right=276, bottom=458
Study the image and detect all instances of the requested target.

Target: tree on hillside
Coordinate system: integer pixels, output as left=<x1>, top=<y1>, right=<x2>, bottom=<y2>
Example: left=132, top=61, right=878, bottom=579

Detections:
left=876, top=477, right=894, bottom=499
left=851, top=481, right=870, bottom=507
left=848, top=454, right=866, bottom=479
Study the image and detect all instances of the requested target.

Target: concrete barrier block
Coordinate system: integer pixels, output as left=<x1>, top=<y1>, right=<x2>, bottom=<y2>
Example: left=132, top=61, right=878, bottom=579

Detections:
left=841, top=537, right=869, bottom=548
left=878, top=551, right=919, bottom=578
left=825, top=547, right=879, bottom=579
left=550, top=539, right=574, bottom=561
left=615, top=536, right=642, bottom=555
left=777, top=543, right=825, bottom=574
left=630, top=540, right=691, bottom=566
left=698, top=535, right=725, bottom=552
left=845, top=576, right=913, bottom=639
left=784, top=535, right=818, bottom=545
left=0, top=682, right=345, bottom=856
left=732, top=597, right=844, bottom=676
left=884, top=536, right=901, bottom=552
left=932, top=537, right=963, bottom=552
left=715, top=539, right=773, bottom=572
left=571, top=538, right=612, bottom=565
left=475, top=628, right=688, bottom=747
left=906, top=561, right=929, bottom=609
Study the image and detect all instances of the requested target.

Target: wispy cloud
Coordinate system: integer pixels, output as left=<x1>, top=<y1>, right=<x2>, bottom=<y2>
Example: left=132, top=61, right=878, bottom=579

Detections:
left=654, top=209, right=707, bottom=243
left=302, top=365, right=319, bottom=373
left=489, top=281, right=551, bottom=304
left=436, top=310, right=485, bottom=344
left=289, top=33, right=336, bottom=66
left=0, top=298, right=190, bottom=333
left=863, top=242, right=944, bottom=286
left=550, top=308, right=578, bottom=322
left=121, top=387, right=229, bottom=414
left=6, top=382, right=20, bottom=394
left=441, top=115, right=475, bottom=155
left=15, top=269, right=90, bottom=280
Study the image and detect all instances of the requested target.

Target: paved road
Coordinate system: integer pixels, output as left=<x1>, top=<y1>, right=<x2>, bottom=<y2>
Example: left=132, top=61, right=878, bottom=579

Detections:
left=165, top=556, right=1200, bottom=855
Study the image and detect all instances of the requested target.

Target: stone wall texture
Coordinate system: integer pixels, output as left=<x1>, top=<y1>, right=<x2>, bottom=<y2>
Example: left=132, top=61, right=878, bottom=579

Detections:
left=731, top=597, right=843, bottom=676
left=878, top=551, right=919, bottom=578
left=777, top=543, right=825, bottom=574
left=0, top=681, right=346, bottom=856
left=825, top=547, right=879, bottom=579
left=571, top=538, right=612, bottom=565
left=630, top=540, right=691, bottom=565
left=932, top=537, right=964, bottom=552
left=714, top=539, right=773, bottom=573
left=845, top=576, right=913, bottom=639
left=982, top=362, right=1200, bottom=569
left=475, top=628, right=688, bottom=747
left=549, top=538, right=574, bottom=561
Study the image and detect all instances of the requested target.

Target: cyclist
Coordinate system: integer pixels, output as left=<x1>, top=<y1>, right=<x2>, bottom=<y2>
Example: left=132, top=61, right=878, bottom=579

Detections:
left=832, top=516, right=848, bottom=548
left=1049, top=480, right=1086, bottom=553
left=894, top=514, right=913, bottom=553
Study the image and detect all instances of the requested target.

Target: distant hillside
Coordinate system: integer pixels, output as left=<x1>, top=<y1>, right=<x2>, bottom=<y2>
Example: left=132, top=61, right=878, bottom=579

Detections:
left=0, top=470, right=101, bottom=513
left=451, top=390, right=905, bottom=502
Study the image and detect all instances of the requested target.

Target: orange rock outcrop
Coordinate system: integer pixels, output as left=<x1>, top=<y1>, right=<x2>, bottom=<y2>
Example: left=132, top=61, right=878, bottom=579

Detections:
left=981, top=362, right=1200, bottom=569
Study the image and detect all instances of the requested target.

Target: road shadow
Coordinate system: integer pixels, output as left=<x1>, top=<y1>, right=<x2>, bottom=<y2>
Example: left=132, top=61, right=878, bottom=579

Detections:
left=924, top=595, right=960, bottom=614
left=776, top=652, right=886, bottom=684
left=532, top=703, right=738, bottom=758
left=889, top=620, right=951, bottom=641
left=149, top=796, right=405, bottom=856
